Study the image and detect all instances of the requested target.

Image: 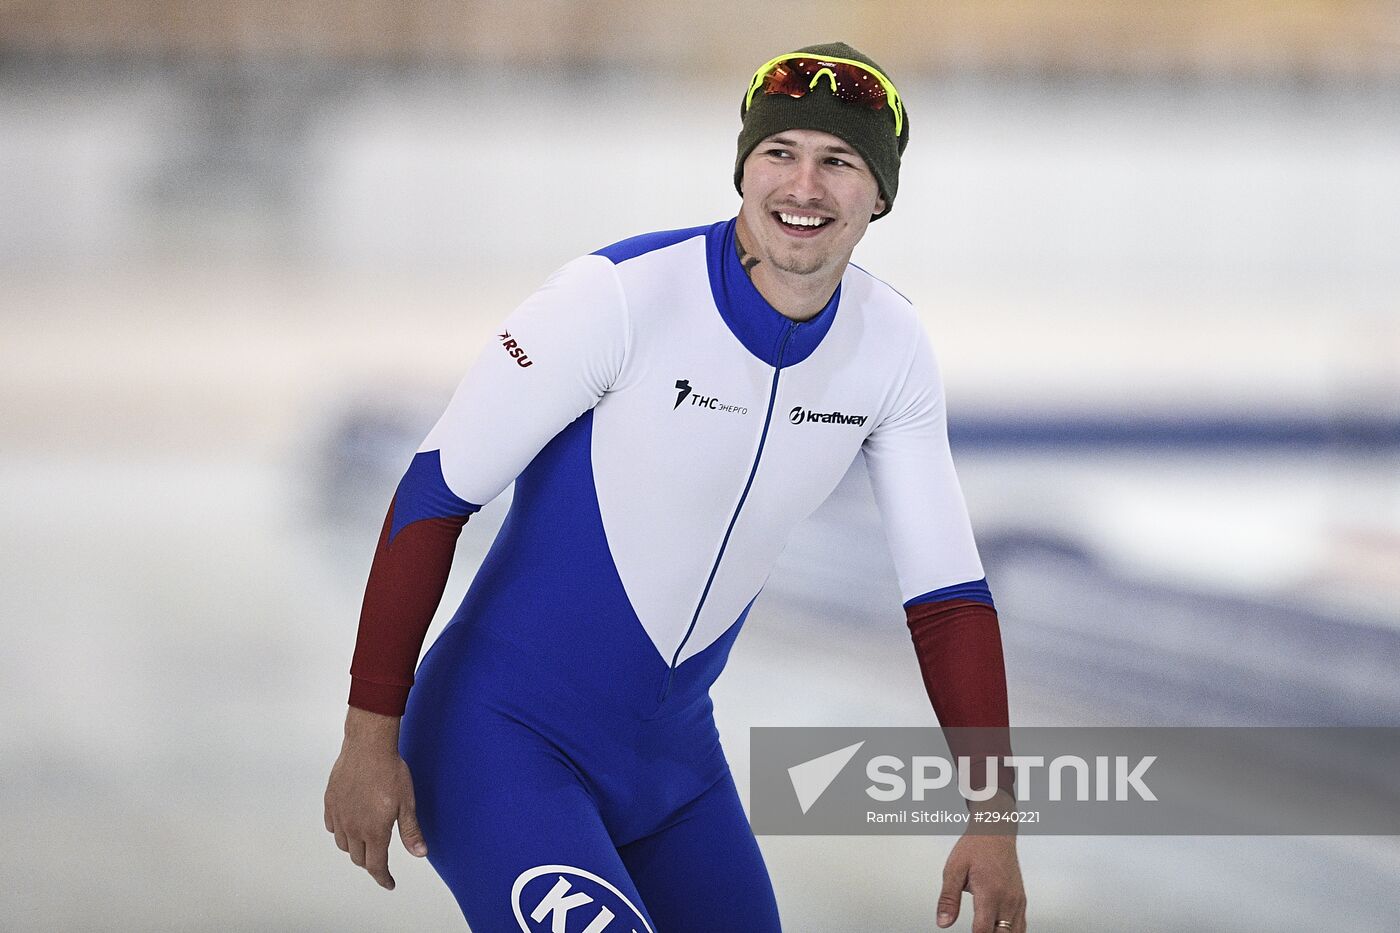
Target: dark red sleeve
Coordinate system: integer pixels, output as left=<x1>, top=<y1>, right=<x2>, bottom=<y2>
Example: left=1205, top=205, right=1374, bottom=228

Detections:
left=906, top=598, right=1015, bottom=798
left=347, top=494, right=469, bottom=716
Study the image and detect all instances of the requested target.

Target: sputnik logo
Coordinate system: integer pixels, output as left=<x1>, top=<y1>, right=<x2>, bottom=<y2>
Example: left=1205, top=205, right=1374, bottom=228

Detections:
left=789, top=741, right=866, bottom=814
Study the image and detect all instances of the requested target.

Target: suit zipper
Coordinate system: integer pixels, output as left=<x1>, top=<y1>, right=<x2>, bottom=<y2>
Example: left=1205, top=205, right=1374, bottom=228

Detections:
left=658, top=320, right=800, bottom=703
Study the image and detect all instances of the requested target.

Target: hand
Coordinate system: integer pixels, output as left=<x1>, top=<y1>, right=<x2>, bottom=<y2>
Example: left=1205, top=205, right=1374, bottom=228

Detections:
left=936, top=825, right=1026, bottom=931
left=323, top=708, right=428, bottom=890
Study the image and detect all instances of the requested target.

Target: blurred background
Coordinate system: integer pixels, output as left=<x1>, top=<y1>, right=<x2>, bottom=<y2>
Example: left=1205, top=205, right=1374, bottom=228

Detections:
left=2, top=1, right=1398, bottom=930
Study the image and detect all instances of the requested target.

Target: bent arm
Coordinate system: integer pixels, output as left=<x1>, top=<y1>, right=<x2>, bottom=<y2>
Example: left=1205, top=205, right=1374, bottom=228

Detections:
left=346, top=255, right=630, bottom=716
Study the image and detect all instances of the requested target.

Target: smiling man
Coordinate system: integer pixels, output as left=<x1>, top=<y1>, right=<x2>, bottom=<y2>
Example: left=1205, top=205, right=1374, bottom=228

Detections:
left=325, top=41, right=1026, bottom=933
left=736, top=130, right=879, bottom=297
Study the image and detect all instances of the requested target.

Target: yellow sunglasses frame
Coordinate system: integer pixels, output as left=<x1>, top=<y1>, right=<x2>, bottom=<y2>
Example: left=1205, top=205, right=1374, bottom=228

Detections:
left=744, top=53, right=905, bottom=137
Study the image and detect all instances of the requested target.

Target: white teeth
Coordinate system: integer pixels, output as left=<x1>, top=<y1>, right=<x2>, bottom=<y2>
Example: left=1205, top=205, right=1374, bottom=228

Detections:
left=779, top=212, right=828, bottom=227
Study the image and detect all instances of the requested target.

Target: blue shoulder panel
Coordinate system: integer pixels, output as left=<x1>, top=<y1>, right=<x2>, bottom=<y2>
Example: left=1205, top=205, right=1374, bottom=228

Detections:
left=904, top=577, right=996, bottom=610
left=592, top=225, right=711, bottom=264
left=389, top=449, right=482, bottom=542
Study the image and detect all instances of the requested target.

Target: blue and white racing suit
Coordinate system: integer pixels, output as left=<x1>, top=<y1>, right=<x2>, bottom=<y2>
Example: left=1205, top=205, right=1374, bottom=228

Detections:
left=348, top=217, right=1007, bottom=932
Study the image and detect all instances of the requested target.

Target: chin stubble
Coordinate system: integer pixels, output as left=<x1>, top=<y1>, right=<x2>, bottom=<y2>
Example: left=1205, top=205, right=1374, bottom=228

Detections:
left=740, top=217, right=832, bottom=278
left=770, top=253, right=826, bottom=275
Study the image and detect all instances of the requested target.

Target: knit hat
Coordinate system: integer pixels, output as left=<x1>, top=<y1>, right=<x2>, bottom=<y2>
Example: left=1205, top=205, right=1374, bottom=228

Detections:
left=734, top=42, right=910, bottom=220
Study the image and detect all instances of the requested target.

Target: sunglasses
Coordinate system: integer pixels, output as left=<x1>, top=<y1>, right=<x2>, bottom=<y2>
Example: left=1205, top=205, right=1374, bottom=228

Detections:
left=745, top=53, right=905, bottom=137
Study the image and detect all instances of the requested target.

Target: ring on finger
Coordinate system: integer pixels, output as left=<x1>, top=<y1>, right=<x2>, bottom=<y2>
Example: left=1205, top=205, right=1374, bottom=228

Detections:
left=995, top=922, right=1013, bottom=930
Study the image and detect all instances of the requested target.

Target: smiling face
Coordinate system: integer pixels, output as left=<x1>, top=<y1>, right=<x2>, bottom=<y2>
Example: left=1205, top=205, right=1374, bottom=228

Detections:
left=736, top=128, right=887, bottom=279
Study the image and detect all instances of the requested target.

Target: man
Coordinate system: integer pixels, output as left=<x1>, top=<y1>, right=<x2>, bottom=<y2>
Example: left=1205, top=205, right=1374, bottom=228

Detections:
left=325, top=42, right=1027, bottom=932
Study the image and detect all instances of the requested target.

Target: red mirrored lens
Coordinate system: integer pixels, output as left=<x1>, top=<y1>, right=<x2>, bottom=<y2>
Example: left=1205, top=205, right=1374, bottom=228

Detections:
left=760, top=58, right=888, bottom=111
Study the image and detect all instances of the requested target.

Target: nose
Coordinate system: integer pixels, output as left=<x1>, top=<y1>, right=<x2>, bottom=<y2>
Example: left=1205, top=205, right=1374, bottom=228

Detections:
left=786, top=155, right=826, bottom=203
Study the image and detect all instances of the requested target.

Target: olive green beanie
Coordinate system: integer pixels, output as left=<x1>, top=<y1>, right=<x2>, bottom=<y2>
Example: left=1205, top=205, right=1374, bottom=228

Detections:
left=734, top=42, right=910, bottom=220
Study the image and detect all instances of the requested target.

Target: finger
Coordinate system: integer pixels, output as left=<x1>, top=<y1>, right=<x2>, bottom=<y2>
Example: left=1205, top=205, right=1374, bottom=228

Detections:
left=997, top=890, right=1027, bottom=933
left=323, top=800, right=334, bottom=834
left=1010, top=897, right=1028, bottom=933
left=981, top=897, right=1027, bottom=933
left=398, top=801, right=428, bottom=858
left=349, top=837, right=367, bottom=868
left=333, top=817, right=349, bottom=854
left=970, top=891, right=1009, bottom=933
left=363, top=837, right=396, bottom=890
left=987, top=912, right=1021, bottom=933
left=937, top=860, right=967, bottom=928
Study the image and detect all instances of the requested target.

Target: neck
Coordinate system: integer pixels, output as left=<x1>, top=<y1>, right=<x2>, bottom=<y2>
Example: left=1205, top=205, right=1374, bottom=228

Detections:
left=734, top=214, right=845, bottom=322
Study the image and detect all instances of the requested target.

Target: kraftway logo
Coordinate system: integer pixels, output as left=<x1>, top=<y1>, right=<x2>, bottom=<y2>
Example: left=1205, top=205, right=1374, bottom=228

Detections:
left=512, top=864, right=653, bottom=933
left=499, top=332, right=534, bottom=368
left=788, top=406, right=868, bottom=427
left=673, top=379, right=748, bottom=415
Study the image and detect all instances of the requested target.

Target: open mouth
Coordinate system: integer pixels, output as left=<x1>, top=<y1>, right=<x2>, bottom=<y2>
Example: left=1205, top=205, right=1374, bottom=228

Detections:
left=773, top=211, right=833, bottom=234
